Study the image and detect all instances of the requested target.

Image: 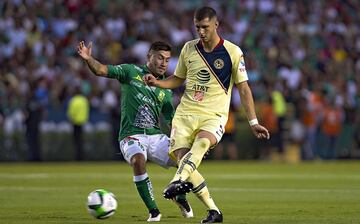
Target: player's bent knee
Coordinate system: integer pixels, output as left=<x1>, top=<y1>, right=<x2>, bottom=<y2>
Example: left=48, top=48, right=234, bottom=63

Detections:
left=193, top=138, right=211, bottom=153
left=130, top=153, right=146, bottom=170
left=130, top=153, right=146, bottom=175
left=196, top=131, right=217, bottom=146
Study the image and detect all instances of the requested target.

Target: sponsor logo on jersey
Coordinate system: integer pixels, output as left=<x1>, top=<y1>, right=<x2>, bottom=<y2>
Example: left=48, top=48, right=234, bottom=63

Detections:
left=238, top=59, right=246, bottom=73
left=191, top=84, right=209, bottom=92
left=145, top=85, right=157, bottom=91
left=136, top=93, right=155, bottom=107
left=214, top=58, right=224, bottom=69
left=197, top=69, right=210, bottom=84
left=192, top=70, right=211, bottom=101
left=133, top=104, right=156, bottom=128
left=130, top=80, right=143, bottom=88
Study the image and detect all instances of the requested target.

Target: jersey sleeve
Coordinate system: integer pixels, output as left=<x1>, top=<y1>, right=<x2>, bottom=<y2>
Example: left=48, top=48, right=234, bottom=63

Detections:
left=161, top=90, right=175, bottom=126
left=107, top=64, right=131, bottom=83
left=232, top=47, right=249, bottom=84
left=174, top=43, right=187, bottom=79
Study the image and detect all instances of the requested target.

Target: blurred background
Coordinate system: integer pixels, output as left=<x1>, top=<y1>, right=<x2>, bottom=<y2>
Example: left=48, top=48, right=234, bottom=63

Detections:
left=0, top=0, right=359, bottom=162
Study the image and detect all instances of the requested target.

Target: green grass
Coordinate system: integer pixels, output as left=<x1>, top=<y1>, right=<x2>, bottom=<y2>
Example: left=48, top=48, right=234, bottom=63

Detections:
left=0, top=161, right=360, bottom=223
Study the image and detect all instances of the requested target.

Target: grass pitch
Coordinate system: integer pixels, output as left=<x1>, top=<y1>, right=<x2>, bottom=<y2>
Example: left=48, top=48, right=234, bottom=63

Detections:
left=0, top=161, right=359, bottom=224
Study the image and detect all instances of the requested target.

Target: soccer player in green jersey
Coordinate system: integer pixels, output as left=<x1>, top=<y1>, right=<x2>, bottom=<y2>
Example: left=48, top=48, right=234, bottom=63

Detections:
left=77, top=41, right=192, bottom=222
left=145, top=7, right=270, bottom=223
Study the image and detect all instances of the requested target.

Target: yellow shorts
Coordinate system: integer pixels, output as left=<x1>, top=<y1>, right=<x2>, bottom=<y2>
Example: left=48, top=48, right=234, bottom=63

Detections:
left=169, top=114, right=227, bottom=160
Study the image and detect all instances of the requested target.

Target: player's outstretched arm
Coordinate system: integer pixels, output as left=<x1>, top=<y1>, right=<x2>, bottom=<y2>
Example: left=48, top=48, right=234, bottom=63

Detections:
left=77, top=41, right=108, bottom=77
left=236, top=81, right=270, bottom=139
left=144, top=74, right=185, bottom=89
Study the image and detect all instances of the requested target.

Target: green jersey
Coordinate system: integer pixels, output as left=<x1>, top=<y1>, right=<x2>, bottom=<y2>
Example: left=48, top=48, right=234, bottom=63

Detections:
left=107, top=64, right=175, bottom=141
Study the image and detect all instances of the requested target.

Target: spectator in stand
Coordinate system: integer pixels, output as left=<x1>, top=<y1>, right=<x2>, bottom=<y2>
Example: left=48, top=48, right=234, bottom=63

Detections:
left=24, top=78, right=48, bottom=161
left=214, top=104, right=238, bottom=160
left=67, top=86, right=89, bottom=161
left=0, top=0, right=359, bottom=160
left=258, top=96, right=279, bottom=160
left=320, top=97, right=343, bottom=160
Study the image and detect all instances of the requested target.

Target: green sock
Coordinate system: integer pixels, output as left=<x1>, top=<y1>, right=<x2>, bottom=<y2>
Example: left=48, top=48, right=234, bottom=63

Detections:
left=175, top=194, right=186, bottom=201
left=135, top=177, right=158, bottom=211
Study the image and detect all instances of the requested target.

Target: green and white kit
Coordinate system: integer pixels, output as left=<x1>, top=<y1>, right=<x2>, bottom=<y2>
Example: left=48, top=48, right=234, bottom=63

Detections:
left=107, top=64, right=175, bottom=167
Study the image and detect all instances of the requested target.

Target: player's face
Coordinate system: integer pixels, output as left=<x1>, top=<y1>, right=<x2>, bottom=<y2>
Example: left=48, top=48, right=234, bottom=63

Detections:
left=194, top=17, right=218, bottom=43
left=147, top=50, right=171, bottom=76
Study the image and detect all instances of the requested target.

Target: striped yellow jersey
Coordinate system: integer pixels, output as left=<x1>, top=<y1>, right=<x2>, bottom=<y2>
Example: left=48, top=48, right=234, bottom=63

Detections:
left=174, top=38, right=248, bottom=120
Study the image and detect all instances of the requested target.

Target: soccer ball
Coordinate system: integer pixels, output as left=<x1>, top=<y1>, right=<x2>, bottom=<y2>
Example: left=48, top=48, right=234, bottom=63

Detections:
left=87, top=189, right=118, bottom=219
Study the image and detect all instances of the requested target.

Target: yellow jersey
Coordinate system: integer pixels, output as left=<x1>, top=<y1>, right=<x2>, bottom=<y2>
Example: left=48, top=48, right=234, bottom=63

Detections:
left=174, top=38, right=248, bottom=120
left=67, top=94, right=89, bottom=125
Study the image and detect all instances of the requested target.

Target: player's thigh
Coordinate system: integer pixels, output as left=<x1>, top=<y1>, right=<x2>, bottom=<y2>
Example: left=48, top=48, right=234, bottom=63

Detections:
left=170, top=115, right=198, bottom=159
left=147, top=134, right=176, bottom=168
left=119, top=135, right=147, bottom=164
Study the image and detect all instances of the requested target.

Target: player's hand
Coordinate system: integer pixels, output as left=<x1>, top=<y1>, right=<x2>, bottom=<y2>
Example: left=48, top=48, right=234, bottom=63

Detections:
left=143, top=74, right=158, bottom=86
left=77, top=41, right=92, bottom=60
left=250, top=124, right=270, bottom=139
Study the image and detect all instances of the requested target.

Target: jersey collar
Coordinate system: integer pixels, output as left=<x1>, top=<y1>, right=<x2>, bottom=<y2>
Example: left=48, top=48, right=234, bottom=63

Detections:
left=197, top=37, right=224, bottom=52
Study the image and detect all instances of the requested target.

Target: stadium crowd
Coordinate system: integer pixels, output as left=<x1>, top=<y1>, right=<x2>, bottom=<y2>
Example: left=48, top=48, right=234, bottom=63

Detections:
left=1, top=0, right=360, bottom=160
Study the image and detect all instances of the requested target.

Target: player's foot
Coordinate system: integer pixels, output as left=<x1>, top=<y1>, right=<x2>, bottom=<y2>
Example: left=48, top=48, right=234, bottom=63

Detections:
left=172, top=196, right=194, bottom=218
left=147, top=208, right=161, bottom=222
left=201, top=210, right=223, bottom=223
left=163, top=180, right=193, bottom=199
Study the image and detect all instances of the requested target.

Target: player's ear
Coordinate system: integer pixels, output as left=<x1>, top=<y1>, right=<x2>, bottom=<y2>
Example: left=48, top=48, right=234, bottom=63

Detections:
left=215, top=20, right=219, bottom=28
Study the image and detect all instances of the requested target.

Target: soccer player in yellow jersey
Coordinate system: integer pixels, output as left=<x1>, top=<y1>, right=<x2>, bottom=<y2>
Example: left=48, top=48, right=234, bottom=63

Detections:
left=145, top=6, right=270, bottom=223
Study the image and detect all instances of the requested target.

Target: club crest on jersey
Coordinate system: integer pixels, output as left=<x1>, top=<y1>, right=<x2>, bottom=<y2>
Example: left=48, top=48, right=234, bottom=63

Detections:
left=134, top=74, right=143, bottom=82
left=214, top=59, right=224, bottom=69
left=193, top=91, right=204, bottom=101
left=158, top=91, right=165, bottom=102
left=197, top=69, right=210, bottom=84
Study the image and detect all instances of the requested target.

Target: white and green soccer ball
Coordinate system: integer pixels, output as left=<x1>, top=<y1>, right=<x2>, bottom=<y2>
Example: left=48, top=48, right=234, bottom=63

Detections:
left=87, top=189, right=117, bottom=219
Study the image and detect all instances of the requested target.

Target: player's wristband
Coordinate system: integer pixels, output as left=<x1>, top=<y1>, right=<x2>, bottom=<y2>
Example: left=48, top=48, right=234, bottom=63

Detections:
left=249, top=118, right=258, bottom=126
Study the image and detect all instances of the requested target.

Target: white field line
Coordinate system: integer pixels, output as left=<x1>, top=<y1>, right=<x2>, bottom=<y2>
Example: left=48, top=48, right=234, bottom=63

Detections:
left=211, top=187, right=360, bottom=194
left=0, top=186, right=359, bottom=194
left=0, top=173, right=360, bottom=180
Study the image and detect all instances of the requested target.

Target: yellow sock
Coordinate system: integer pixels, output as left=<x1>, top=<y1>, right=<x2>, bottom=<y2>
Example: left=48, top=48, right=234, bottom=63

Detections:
left=171, top=138, right=210, bottom=182
left=187, top=170, right=219, bottom=211
left=187, top=170, right=205, bottom=187
left=192, top=183, right=219, bottom=212
left=171, top=151, right=194, bottom=182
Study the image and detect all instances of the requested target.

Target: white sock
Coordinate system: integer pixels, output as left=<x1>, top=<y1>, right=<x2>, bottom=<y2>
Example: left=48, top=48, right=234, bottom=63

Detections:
left=133, top=173, right=148, bottom=182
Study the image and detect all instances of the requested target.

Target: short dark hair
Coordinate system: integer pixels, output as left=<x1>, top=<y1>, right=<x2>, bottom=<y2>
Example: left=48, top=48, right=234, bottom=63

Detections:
left=149, top=41, right=172, bottom=53
left=194, top=6, right=217, bottom=21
